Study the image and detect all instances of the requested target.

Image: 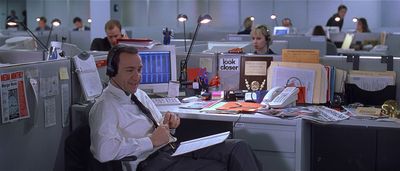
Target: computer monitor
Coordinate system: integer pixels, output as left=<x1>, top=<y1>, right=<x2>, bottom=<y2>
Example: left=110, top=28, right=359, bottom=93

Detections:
left=341, top=33, right=354, bottom=49
left=138, top=45, right=177, bottom=93
left=273, top=26, right=290, bottom=36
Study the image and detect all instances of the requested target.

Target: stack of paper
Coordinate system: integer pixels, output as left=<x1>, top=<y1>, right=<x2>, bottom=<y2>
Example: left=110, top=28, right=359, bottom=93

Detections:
left=347, top=70, right=396, bottom=91
left=267, top=62, right=328, bottom=104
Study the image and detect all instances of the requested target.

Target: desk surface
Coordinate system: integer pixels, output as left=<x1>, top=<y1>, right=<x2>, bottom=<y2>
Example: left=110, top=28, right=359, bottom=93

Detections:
left=337, top=48, right=387, bottom=56
left=158, top=105, right=400, bottom=129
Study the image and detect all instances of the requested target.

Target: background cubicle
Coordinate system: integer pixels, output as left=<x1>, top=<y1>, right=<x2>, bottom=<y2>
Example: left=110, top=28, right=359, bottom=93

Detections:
left=0, top=59, right=71, bottom=171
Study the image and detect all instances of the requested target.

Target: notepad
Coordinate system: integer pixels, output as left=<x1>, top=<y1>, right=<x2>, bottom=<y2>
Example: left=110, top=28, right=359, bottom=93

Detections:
left=172, top=131, right=230, bottom=156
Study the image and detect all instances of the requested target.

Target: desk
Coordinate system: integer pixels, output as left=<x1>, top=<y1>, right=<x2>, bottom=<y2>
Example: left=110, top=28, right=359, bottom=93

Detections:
left=158, top=105, right=310, bottom=171
left=337, top=48, right=387, bottom=56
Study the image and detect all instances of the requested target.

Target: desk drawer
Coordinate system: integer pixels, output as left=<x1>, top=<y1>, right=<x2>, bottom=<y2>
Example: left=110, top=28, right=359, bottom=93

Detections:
left=233, top=123, right=296, bottom=153
left=255, top=150, right=295, bottom=171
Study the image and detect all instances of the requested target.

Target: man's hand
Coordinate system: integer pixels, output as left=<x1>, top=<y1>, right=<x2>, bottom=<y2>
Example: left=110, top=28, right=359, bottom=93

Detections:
left=163, top=112, right=180, bottom=129
left=150, top=124, right=170, bottom=147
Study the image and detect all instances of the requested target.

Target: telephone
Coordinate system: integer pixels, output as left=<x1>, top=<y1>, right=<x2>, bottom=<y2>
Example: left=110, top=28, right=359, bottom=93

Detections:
left=261, top=86, right=299, bottom=108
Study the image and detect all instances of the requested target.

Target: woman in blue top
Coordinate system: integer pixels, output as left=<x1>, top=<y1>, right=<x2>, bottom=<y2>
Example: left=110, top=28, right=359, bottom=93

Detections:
left=251, top=25, right=274, bottom=54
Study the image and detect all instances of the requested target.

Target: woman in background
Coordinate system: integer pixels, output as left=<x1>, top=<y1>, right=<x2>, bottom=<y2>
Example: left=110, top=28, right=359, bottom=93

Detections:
left=251, top=25, right=274, bottom=54
left=356, top=18, right=371, bottom=33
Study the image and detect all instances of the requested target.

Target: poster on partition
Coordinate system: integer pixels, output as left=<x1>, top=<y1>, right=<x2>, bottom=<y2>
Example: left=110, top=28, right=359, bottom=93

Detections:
left=1, top=71, right=30, bottom=123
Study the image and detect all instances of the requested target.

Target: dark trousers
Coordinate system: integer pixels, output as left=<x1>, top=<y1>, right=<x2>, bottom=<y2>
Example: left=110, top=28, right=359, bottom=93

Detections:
left=138, top=139, right=262, bottom=171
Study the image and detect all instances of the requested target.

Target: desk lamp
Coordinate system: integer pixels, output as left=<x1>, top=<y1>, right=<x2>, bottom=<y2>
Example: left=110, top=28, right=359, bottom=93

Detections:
left=46, top=18, right=61, bottom=48
left=177, top=14, right=188, bottom=52
left=7, top=20, right=48, bottom=52
left=179, top=14, right=212, bottom=85
left=352, top=17, right=358, bottom=23
left=270, top=14, right=278, bottom=26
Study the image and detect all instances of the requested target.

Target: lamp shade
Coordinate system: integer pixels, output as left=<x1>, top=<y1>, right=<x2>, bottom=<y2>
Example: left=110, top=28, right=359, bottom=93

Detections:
left=51, top=18, right=61, bottom=27
left=270, top=14, right=277, bottom=20
left=7, top=21, right=18, bottom=26
left=250, top=16, right=255, bottom=21
left=352, top=17, right=358, bottom=23
left=334, top=16, right=341, bottom=22
left=198, top=14, right=212, bottom=24
left=177, top=14, right=188, bottom=22
left=36, top=17, right=41, bottom=22
left=87, top=18, right=92, bottom=23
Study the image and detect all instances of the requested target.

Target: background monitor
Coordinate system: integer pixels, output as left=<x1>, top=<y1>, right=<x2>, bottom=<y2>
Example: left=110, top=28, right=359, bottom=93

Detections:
left=273, top=26, right=290, bottom=36
left=341, top=33, right=354, bottom=49
left=138, top=45, right=177, bottom=93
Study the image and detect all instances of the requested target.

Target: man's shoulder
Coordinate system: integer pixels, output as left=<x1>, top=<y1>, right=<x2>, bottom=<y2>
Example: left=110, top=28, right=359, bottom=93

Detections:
left=90, top=37, right=110, bottom=51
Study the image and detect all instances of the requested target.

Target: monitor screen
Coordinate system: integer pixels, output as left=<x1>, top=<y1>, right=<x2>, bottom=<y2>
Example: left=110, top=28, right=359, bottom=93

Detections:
left=137, top=45, right=177, bottom=94
left=341, top=33, right=354, bottom=49
left=273, top=26, right=290, bottom=36
left=139, top=51, right=171, bottom=84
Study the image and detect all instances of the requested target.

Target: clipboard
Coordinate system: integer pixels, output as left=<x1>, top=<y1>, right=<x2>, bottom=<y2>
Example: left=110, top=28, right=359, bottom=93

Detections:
left=239, top=55, right=273, bottom=90
left=72, top=52, right=103, bottom=101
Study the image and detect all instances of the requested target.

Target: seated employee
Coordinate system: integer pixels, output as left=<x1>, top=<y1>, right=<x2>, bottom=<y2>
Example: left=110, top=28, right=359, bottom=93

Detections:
left=251, top=25, right=274, bottom=54
left=356, top=17, right=371, bottom=33
left=89, top=45, right=263, bottom=171
left=72, top=17, right=90, bottom=31
left=237, top=16, right=253, bottom=35
left=281, top=17, right=297, bottom=34
left=35, top=16, right=51, bottom=31
left=90, top=19, right=128, bottom=51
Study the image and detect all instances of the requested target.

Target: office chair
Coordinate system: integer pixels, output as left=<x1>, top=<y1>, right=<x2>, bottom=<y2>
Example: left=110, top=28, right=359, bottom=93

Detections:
left=65, top=124, right=137, bottom=171
left=326, top=41, right=338, bottom=55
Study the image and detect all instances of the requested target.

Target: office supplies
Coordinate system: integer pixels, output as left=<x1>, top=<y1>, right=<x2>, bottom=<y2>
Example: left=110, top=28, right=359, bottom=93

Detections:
left=217, top=102, right=262, bottom=113
left=172, top=131, right=230, bottom=156
left=72, top=52, right=103, bottom=101
left=151, top=97, right=181, bottom=106
left=267, top=87, right=299, bottom=108
left=282, top=49, right=320, bottom=63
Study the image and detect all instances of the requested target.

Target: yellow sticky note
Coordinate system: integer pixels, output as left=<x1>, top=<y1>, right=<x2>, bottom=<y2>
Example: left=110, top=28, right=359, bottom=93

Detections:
left=59, top=67, right=69, bottom=80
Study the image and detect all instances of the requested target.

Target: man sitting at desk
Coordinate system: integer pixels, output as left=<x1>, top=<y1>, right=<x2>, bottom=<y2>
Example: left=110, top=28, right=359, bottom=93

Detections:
left=90, top=19, right=128, bottom=51
left=89, top=44, right=262, bottom=171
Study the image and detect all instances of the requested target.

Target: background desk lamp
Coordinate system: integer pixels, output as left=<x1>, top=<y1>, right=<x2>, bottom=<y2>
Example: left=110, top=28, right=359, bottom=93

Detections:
left=179, top=14, right=212, bottom=85
left=7, top=20, right=48, bottom=51
left=270, top=14, right=278, bottom=26
left=177, top=14, right=188, bottom=52
left=46, top=18, right=61, bottom=47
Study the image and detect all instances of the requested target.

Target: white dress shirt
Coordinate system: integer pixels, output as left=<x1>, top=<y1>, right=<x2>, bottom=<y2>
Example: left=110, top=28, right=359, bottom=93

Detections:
left=89, top=83, right=163, bottom=170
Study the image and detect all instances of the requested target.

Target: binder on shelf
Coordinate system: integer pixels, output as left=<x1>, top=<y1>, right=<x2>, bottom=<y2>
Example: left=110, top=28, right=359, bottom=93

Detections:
left=282, top=49, right=320, bottom=63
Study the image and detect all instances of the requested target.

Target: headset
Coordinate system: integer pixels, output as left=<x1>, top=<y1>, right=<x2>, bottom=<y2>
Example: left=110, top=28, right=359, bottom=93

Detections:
left=255, top=25, right=272, bottom=46
left=106, top=44, right=128, bottom=77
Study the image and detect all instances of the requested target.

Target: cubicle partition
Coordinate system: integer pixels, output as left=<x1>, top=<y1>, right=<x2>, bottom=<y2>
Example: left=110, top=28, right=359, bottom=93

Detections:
left=69, top=31, right=91, bottom=51
left=0, top=59, right=71, bottom=171
left=273, top=35, right=327, bottom=56
left=176, top=52, right=218, bottom=81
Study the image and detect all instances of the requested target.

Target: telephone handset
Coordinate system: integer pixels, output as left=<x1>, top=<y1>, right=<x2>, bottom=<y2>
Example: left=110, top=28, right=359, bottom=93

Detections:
left=262, top=86, right=299, bottom=108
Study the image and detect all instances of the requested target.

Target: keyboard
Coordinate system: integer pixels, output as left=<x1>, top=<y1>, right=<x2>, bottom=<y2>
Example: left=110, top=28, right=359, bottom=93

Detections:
left=151, top=97, right=181, bottom=106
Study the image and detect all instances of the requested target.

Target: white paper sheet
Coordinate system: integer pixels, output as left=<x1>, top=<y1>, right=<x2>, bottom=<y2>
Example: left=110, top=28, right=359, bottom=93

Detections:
left=44, top=97, right=56, bottom=128
left=61, top=84, right=70, bottom=127
left=199, top=58, right=213, bottom=73
left=168, top=81, right=180, bottom=97
left=171, top=131, right=230, bottom=156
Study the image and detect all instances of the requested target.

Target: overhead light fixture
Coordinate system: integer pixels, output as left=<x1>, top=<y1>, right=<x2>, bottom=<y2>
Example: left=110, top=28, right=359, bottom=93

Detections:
left=177, top=14, right=188, bottom=52
left=179, top=14, right=212, bottom=84
left=335, top=16, right=341, bottom=22
left=352, top=17, right=358, bottom=23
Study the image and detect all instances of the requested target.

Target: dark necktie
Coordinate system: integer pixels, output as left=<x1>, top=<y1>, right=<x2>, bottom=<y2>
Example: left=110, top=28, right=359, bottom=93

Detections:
left=131, top=94, right=159, bottom=128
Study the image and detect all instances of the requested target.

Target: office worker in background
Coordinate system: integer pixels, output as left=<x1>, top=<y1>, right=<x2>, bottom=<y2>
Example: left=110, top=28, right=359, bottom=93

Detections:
left=281, top=17, right=297, bottom=34
left=326, top=4, right=347, bottom=31
left=90, top=19, right=128, bottom=51
left=89, top=45, right=262, bottom=171
left=72, top=17, right=90, bottom=31
left=251, top=25, right=274, bottom=54
left=312, top=25, right=337, bottom=55
left=356, top=18, right=371, bottom=33
left=237, top=16, right=253, bottom=34
left=35, top=16, right=51, bottom=31
left=5, top=10, right=19, bottom=29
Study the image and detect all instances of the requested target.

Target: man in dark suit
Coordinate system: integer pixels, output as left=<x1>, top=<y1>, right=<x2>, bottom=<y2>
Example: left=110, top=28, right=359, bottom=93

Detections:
left=90, top=19, right=128, bottom=51
left=326, top=4, right=347, bottom=31
left=72, top=17, right=90, bottom=31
